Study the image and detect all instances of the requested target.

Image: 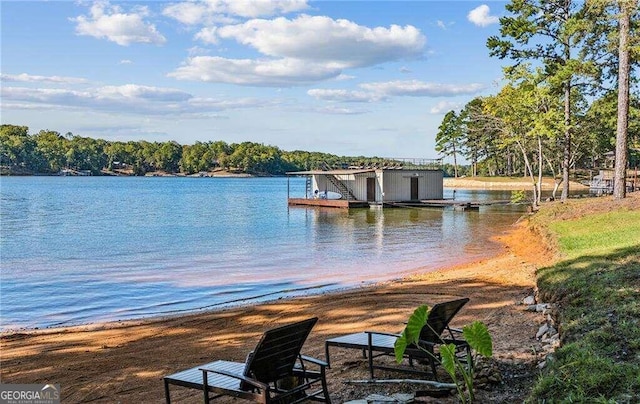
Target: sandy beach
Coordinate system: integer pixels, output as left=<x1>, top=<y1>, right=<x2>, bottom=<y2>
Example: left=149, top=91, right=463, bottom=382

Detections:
left=443, top=177, right=590, bottom=191
left=0, top=216, right=554, bottom=403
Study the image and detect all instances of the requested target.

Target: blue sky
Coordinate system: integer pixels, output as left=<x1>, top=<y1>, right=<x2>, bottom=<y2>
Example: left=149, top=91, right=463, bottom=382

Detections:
left=1, top=1, right=507, bottom=158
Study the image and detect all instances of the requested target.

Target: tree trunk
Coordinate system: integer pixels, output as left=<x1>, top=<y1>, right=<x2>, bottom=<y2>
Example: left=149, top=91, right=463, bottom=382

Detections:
left=537, top=136, right=543, bottom=206
left=544, top=154, right=562, bottom=200
left=452, top=144, right=459, bottom=178
left=516, top=141, right=538, bottom=210
left=561, top=81, right=571, bottom=201
left=613, top=0, right=632, bottom=199
left=560, top=4, right=572, bottom=202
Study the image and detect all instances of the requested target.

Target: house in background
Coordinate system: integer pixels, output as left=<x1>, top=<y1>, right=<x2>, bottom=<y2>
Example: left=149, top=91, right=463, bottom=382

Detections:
left=287, top=162, right=443, bottom=208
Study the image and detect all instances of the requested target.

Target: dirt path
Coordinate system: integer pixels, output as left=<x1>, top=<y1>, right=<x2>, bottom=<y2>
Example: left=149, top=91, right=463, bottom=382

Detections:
left=1, top=221, right=552, bottom=403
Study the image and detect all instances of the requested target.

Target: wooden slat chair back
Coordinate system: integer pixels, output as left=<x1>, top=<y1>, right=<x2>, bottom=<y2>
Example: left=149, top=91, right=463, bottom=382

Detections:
left=324, top=298, right=471, bottom=380
left=164, top=317, right=331, bottom=403
left=418, top=298, right=470, bottom=343
left=244, top=317, right=317, bottom=387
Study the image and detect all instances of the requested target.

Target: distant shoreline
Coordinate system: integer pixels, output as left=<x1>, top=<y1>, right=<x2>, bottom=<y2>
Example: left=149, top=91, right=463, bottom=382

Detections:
left=444, top=177, right=590, bottom=190
left=3, top=171, right=591, bottom=190
left=0, top=168, right=257, bottom=178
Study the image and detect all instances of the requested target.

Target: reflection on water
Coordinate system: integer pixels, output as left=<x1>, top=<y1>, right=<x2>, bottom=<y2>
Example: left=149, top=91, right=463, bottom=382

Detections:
left=0, top=177, right=526, bottom=330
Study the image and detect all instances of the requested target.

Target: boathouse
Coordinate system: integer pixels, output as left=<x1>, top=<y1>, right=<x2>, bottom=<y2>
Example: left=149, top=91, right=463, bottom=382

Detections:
left=287, top=163, right=444, bottom=208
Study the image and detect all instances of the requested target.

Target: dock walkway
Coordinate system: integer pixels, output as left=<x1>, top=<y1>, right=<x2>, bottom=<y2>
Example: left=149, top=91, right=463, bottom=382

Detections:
left=288, top=198, right=511, bottom=210
left=385, top=199, right=511, bottom=210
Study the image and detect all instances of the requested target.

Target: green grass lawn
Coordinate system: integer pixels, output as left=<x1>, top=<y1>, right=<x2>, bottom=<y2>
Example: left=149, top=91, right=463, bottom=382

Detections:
left=529, top=204, right=640, bottom=403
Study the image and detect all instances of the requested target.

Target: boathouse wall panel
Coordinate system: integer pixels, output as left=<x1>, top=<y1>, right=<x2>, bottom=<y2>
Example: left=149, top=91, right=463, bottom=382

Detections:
left=423, top=170, right=444, bottom=199
left=338, top=173, right=374, bottom=201
left=382, top=170, right=443, bottom=201
left=311, top=172, right=376, bottom=200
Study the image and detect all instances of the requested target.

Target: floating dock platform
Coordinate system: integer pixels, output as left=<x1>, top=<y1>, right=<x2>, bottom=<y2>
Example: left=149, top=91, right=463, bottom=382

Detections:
left=287, top=198, right=370, bottom=209
left=288, top=198, right=511, bottom=210
left=385, top=199, right=511, bottom=210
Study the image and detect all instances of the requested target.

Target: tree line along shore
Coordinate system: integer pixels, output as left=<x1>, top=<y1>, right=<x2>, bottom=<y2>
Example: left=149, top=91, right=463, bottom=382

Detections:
left=1, top=124, right=445, bottom=177
left=1, top=124, right=635, bottom=186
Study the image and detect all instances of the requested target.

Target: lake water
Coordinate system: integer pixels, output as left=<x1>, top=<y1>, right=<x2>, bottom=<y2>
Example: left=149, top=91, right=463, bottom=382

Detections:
left=0, top=176, right=525, bottom=331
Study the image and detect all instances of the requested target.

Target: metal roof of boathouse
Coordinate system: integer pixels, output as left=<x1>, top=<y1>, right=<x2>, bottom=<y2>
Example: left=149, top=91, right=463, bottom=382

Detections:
left=286, top=168, right=376, bottom=176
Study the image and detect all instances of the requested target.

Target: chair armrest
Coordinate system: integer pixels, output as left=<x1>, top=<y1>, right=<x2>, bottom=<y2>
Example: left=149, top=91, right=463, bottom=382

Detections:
left=365, top=330, right=402, bottom=338
left=200, top=367, right=268, bottom=391
left=300, top=354, right=328, bottom=368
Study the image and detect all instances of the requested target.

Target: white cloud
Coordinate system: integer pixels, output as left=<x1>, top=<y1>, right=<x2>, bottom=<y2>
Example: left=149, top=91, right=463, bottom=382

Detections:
left=119, top=59, right=133, bottom=64
left=96, top=84, right=191, bottom=102
left=435, top=20, right=454, bottom=30
left=168, top=56, right=342, bottom=86
left=1, top=73, right=88, bottom=84
left=187, top=46, right=212, bottom=57
left=335, top=74, right=355, bottom=81
left=467, top=5, right=499, bottom=27
left=213, top=15, right=425, bottom=68
left=315, top=105, right=368, bottom=115
left=223, top=0, right=310, bottom=19
left=163, top=0, right=310, bottom=25
left=360, top=80, right=485, bottom=97
left=399, top=66, right=412, bottom=74
left=308, top=80, right=484, bottom=104
left=194, top=27, right=219, bottom=44
left=162, top=1, right=211, bottom=25
left=307, top=89, right=385, bottom=103
left=429, top=100, right=463, bottom=114
left=174, top=15, right=426, bottom=86
left=1, top=84, right=267, bottom=116
left=71, top=2, right=166, bottom=46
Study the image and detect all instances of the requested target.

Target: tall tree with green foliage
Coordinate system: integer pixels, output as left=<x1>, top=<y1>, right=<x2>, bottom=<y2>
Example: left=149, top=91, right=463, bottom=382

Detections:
left=487, top=0, right=592, bottom=201
left=581, top=0, right=639, bottom=198
left=33, top=130, right=69, bottom=173
left=435, top=110, right=463, bottom=177
left=613, top=0, right=637, bottom=199
left=459, top=98, right=506, bottom=176
left=482, top=66, right=564, bottom=207
left=180, top=141, right=210, bottom=174
left=66, top=135, right=108, bottom=174
left=0, top=125, right=42, bottom=171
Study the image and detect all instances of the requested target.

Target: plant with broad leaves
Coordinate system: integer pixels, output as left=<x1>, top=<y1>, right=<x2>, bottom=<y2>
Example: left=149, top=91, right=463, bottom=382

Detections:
left=394, top=305, right=493, bottom=403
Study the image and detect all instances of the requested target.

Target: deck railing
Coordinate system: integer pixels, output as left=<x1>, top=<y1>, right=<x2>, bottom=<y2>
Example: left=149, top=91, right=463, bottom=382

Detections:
left=320, top=158, right=442, bottom=171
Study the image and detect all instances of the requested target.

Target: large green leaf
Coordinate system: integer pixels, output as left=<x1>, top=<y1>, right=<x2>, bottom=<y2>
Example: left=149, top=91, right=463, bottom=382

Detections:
left=405, top=305, right=429, bottom=343
left=462, top=321, right=493, bottom=358
left=440, top=343, right=457, bottom=376
left=393, top=305, right=429, bottom=363
left=394, top=331, right=408, bottom=363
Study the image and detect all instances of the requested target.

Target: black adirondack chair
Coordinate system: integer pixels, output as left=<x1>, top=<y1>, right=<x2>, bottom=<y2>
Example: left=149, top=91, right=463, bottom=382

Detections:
left=324, top=298, right=471, bottom=380
left=164, top=317, right=331, bottom=403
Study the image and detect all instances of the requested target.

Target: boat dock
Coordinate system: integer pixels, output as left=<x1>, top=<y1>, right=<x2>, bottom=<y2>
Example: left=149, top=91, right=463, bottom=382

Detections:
left=383, top=199, right=511, bottom=210
left=287, top=198, right=370, bottom=208
left=288, top=198, right=511, bottom=210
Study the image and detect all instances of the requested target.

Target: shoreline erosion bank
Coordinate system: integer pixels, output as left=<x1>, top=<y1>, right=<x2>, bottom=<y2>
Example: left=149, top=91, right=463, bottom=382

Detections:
left=1, top=219, right=552, bottom=403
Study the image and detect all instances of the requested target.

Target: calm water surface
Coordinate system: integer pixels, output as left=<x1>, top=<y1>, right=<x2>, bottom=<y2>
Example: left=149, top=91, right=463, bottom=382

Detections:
left=0, top=177, right=525, bottom=330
